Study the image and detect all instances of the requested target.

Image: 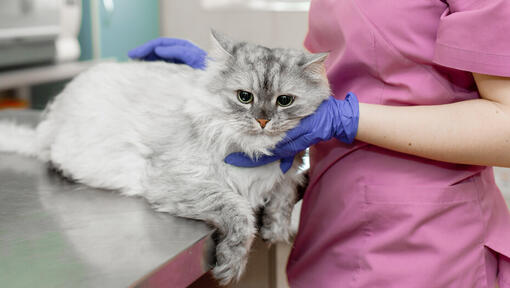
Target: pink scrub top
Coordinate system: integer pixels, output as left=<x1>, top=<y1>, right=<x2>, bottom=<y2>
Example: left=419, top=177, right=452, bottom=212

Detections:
left=286, top=0, right=510, bottom=287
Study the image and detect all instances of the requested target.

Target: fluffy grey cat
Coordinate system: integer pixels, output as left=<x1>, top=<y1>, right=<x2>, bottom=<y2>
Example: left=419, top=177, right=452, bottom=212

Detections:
left=0, top=31, right=330, bottom=284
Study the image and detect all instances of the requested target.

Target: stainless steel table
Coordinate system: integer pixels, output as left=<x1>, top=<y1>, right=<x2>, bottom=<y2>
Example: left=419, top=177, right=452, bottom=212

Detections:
left=0, top=110, right=215, bottom=288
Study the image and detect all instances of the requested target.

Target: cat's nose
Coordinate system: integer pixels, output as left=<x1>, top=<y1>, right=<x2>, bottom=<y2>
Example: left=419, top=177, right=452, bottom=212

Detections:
left=256, top=118, right=270, bottom=129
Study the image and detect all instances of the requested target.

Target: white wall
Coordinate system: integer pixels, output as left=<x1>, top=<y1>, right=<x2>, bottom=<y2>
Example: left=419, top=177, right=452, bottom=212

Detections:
left=159, top=0, right=310, bottom=52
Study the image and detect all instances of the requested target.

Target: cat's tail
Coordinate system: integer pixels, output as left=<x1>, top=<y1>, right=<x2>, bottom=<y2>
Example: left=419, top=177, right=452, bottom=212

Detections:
left=0, top=121, right=37, bottom=157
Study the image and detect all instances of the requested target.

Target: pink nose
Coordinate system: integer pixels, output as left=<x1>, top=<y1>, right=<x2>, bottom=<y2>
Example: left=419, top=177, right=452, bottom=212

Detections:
left=256, top=118, right=270, bottom=129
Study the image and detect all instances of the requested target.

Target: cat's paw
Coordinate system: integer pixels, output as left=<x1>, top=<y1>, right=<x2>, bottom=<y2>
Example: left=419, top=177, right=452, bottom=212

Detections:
left=212, top=260, right=243, bottom=286
left=260, top=220, right=294, bottom=244
left=211, top=240, right=250, bottom=285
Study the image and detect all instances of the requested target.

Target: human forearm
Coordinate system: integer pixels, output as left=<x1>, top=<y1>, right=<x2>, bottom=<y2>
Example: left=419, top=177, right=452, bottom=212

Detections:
left=356, top=96, right=510, bottom=167
left=224, top=73, right=510, bottom=170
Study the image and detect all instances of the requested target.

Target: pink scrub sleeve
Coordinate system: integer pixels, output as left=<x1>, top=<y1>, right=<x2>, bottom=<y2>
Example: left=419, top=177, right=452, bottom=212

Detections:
left=433, top=0, right=510, bottom=77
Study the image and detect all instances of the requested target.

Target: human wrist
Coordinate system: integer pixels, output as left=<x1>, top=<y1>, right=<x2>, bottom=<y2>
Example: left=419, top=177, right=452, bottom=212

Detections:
left=333, top=92, right=359, bottom=144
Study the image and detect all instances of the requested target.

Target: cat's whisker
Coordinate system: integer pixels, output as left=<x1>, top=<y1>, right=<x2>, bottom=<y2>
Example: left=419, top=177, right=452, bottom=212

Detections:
left=286, top=116, right=308, bottom=120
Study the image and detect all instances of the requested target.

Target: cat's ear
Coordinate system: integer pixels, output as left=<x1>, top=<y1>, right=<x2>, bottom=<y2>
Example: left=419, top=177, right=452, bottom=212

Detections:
left=210, top=29, right=234, bottom=59
left=301, top=53, right=328, bottom=81
left=302, top=53, right=328, bottom=70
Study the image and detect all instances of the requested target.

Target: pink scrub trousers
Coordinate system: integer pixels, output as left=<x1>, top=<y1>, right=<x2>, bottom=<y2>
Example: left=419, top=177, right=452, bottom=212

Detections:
left=286, top=0, right=510, bottom=287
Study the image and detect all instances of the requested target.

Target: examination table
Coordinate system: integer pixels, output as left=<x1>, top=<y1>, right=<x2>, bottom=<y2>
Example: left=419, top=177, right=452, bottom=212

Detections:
left=0, top=110, right=216, bottom=287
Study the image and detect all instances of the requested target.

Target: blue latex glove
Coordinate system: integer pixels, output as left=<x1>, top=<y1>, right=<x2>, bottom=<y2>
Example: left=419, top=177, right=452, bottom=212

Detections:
left=127, top=38, right=207, bottom=69
left=224, top=92, right=359, bottom=173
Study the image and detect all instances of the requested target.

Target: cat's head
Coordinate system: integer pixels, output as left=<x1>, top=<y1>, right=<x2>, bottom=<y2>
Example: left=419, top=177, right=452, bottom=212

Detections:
left=200, top=30, right=331, bottom=155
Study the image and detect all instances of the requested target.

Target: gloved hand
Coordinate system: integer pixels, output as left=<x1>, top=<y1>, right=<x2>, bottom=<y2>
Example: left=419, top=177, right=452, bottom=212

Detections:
left=224, top=92, right=359, bottom=173
left=128, top=37, right=207, bottom=69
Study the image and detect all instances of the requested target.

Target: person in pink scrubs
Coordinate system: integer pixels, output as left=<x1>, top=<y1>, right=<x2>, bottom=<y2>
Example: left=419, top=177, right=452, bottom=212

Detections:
left=282, top=0, right=510, bottom=287
left=130, top=0, right=510, bottom=286
left=287, top=0, right=510, bottom=288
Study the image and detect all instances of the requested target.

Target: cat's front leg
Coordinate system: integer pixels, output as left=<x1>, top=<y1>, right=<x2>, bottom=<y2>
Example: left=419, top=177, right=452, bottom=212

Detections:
left=151, top=185, right=255, bottom=285
left=260, top=174, right=301, bottom=244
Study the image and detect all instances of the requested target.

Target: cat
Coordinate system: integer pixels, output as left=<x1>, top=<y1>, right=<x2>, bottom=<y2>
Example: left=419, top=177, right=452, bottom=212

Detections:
left=0, top=31, right=330, bottom=284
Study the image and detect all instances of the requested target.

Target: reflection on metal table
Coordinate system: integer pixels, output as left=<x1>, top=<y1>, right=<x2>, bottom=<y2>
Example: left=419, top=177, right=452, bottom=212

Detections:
left=0, top=109, right=215, bottom=288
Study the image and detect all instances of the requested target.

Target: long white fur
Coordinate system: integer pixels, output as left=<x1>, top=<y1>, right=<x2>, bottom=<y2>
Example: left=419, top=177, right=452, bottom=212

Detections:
left=0, top=59, right=301, bottom=205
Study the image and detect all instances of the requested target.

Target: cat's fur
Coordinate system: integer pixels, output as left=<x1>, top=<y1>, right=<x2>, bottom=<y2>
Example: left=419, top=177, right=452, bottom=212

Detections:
left=0, top=31, right=330, bottom=284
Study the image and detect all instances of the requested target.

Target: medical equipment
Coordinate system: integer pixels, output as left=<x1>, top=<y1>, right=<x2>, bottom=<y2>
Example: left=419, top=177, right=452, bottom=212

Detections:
left=0, top=0, right=82, bottom=69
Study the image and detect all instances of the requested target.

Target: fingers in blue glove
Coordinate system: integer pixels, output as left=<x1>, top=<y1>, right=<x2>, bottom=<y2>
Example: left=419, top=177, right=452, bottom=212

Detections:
left=154, top=46, right=207, bottom=69
left=141, top=52, right=161, bottom=61
left=224, top=152, right=295, bottom=173
left=273, top=98, right=331, bottom=148
left=224, top=153, right=280, bottom=168
left=277, top=124, right=308, bottom=146
left=280, top=157, right=295, bottom=173
left=128, top=38, right=197, bottom=59
left=277, top=93, right=359, bottom=150
left=128, top=38, right=207, bottom=69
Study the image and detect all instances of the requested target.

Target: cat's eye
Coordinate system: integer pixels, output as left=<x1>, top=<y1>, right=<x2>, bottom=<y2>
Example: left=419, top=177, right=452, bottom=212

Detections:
left=276, top=95, right=295, bottom=107
left=237, top=90, right=253, bottom=104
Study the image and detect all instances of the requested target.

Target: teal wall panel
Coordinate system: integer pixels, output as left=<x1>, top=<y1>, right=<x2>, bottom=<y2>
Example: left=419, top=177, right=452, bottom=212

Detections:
left=99, top=0, right=160, bottom=61
left=78, top=0, right=94, bottom=61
